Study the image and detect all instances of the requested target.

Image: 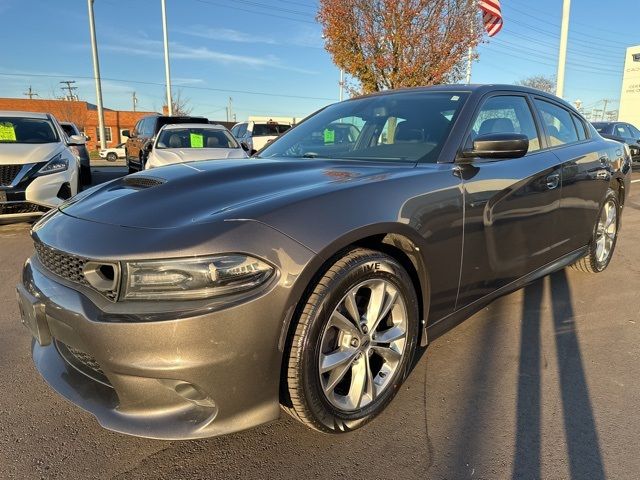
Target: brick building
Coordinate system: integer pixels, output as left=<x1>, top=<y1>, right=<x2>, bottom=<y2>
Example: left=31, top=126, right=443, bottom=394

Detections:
left=0, top=98, right=156, bottom=151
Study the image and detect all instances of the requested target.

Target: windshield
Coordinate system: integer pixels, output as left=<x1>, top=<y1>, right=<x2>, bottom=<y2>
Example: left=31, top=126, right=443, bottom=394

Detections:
left=259, top=91, right=468, bottom=163
left=0, top=117, right=59, bottom=144
left=156, top=127, right=239, bottom=149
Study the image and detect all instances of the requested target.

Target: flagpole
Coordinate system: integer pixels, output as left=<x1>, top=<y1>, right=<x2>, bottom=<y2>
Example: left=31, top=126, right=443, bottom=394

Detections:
left=556, top=0, right=571, bottom=98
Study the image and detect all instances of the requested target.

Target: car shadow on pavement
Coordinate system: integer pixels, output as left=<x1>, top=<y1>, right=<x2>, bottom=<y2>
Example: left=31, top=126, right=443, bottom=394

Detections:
left=512, top=269, right=605, bottom=480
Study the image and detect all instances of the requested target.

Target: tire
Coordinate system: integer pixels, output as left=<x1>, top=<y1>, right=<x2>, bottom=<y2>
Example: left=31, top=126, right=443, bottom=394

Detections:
left=80, top=165, right=92, bottom=186
left=571, top=188, right=619, bottom=273
left=106, top=152, right=117, bottom=162
left=284, top=248, right=420, bottom=433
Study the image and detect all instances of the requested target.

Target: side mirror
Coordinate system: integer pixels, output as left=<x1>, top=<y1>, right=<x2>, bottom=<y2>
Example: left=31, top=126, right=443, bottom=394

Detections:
left=461, top=133, right=529, bottom=160
left=240, top=141, right=250, bottom=152
left=122, top=129, right=133, bottom=138
left=68, top=134, right=86, bottom=146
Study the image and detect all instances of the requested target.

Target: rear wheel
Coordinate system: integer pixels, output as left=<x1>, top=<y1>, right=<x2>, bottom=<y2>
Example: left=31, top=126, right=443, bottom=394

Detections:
left=571, top=188, right=619, bottom=273
left=106, top=152, right=117, bottom=162
left=284, top=248, right=419, bottom=433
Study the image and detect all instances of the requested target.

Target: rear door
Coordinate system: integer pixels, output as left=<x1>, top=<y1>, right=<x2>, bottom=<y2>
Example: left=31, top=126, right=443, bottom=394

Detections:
left=456, top=93, right=564, bottom=308
left=533, top=98, right=609, bottom=254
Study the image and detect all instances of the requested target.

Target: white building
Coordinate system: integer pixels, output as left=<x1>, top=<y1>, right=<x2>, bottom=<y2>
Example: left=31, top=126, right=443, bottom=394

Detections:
left=618, top=45, right=640, bottom=126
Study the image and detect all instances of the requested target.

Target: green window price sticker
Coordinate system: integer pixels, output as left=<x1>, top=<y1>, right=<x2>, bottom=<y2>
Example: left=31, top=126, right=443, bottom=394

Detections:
left=0, top=122, right=16, bottom=141
left=323, top=128, right=335, bottom=144
left=190, top=132, right=204, bottom=148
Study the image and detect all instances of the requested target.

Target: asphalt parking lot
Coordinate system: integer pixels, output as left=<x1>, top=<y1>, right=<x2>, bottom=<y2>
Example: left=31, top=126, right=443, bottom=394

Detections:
left=0, top=169, right=639, bottom=480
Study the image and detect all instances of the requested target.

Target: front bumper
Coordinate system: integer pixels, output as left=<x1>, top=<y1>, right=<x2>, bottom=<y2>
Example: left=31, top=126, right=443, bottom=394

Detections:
left=22, top=258, right=283, bottom=439
left=19, top=215, right=315, bottom=439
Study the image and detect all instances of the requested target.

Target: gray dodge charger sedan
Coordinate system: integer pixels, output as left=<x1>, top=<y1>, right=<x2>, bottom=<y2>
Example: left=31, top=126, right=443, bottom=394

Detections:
left=17, top=85, right=631, bottom=439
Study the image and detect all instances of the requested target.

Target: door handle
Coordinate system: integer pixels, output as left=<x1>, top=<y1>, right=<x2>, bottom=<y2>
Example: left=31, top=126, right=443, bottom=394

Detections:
left=546, top=173, right=560, bottom=190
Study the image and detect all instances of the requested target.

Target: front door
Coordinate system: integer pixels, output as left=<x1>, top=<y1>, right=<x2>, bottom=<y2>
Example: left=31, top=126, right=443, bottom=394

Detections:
left=455, top=94, right=563, bottom=308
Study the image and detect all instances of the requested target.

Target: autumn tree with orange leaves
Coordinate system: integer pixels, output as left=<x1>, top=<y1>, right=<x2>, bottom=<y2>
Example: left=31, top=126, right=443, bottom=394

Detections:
left=318, top=0, right=483, bottom=94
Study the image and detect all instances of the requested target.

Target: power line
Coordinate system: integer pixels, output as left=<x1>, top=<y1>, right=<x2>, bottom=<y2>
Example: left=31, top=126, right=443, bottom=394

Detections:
left=0, top=72, right=335, bottom=101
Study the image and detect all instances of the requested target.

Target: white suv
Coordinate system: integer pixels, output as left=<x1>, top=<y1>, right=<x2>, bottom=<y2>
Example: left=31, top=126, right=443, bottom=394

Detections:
left=0, top=111, right=82, bottom=221
left=231, top=120, right=292, bottom=155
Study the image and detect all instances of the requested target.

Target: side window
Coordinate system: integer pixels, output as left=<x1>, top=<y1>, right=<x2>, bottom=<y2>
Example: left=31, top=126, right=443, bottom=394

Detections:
left=615, top=124, right=632, bottom=139
left=627, top=124, right=640, bottom=139
left=230, top=125, right=239, bottom=137
left=237, top=123, right=248, bottom=137
left=534, top=99, right=579, bottom=146
left=472, top=95, right=540, bottom=152
left=571, top=113, right=587, bottom=141
left=145, top=118, right=157, bottom=136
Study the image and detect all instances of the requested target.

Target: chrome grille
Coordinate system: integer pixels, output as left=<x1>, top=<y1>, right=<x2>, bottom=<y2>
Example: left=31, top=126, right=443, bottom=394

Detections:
left=34, top=241, right=119, bottom=301
left=0, top=165, right=22, bottom=186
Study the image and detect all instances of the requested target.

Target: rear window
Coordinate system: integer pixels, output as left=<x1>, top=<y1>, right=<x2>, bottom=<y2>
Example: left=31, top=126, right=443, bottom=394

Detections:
left=591, top=123, right=610, bottom=134
left=0, top=117, right=59, bottom=144
left=155, top=117, right=209, bottom=134
left=252, top=123, right=282, bottom=136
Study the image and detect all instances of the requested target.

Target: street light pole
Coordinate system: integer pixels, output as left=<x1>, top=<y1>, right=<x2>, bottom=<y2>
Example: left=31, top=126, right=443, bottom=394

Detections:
left=87, top=0, right=106, bottom=150
left=161, top=0, right=173, bottom=115
left=556, top=0, right=571, bottom=98
left=339, top=69, right=344, bottom=102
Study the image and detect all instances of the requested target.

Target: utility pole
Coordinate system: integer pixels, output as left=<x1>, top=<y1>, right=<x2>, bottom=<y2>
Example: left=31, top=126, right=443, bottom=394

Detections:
left=132, top=91, right=138, bottom=112
left=60, top=80, right=78, bottom=101
left=23, top=86, right=39, bottom=100
left=339, top=69, right=344, bottom=101
left=227, top=97, right=233, bottom=122
left=87, top=0, right=107, bottom=150
left=556, top=0, right=571, bottom=98
left=161, top=0, right=173, bottom=115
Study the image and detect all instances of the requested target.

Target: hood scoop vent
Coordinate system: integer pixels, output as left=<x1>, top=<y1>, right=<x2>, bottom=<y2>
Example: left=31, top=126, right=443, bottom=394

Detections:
left=122, top=176, right=166, bottom=189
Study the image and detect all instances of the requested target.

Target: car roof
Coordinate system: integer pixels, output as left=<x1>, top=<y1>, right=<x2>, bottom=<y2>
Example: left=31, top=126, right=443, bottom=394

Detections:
left=162, top=123, right=227, bottom=130
left=0, top=110, right=50, bottom=119
left=345, top=84, right=578, bottom=112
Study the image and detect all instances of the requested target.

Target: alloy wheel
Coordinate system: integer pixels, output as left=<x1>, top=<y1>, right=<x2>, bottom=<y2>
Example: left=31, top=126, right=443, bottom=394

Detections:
left=595, top=199, right=617, bottom=265
left=318, top=279, right=408, bottom=412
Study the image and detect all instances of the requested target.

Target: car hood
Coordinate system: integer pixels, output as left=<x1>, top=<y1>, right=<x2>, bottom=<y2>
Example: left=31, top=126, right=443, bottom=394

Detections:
left=0, top=142, right=62, bottom=165
left=149, top=148, right=247, bottom=166
left=60, top=157, right=414, bottom=229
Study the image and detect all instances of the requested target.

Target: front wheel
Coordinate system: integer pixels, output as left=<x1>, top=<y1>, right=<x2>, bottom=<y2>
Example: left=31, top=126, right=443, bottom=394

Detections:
left=571, top=188, right=619, bottom=273
left=283, top=248, right=420, bottom=433
left=106, top=152, right=117, bottom=162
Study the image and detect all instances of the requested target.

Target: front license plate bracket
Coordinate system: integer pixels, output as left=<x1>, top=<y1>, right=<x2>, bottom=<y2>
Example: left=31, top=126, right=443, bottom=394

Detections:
left=16, top=284, right=51, bottom=346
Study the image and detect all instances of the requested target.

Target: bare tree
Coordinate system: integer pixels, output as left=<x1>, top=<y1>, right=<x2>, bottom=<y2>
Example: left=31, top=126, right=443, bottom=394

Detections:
left=169, top=90, right=193, bottom=116
left=515, top=75, right=556, bottom=94
left=318, top=0, right=483, bottom=94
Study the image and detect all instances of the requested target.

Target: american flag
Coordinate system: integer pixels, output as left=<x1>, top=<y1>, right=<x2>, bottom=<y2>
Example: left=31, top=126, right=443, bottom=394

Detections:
left=479, top=0, right=503, bottom=37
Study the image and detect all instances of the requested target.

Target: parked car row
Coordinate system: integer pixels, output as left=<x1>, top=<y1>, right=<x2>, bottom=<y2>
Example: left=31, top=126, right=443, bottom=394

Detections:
left=592, top=121, right=640, bottom=167
left=15, top=85, right=632, bottom=440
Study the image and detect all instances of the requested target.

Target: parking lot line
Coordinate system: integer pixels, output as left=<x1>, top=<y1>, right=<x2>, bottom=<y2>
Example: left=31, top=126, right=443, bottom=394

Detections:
left=632, top=179, right=640, bottom=183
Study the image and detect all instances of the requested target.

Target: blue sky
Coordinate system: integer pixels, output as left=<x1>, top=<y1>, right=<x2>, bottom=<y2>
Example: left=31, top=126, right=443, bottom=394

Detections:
left=0, top=0, right=637, bottom=121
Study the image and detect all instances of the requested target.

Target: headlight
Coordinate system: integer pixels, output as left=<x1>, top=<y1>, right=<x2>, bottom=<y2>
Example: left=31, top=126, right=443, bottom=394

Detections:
left=123, top=255, right=275, bottom=301
left=38, top=153, right=68, bottom=175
